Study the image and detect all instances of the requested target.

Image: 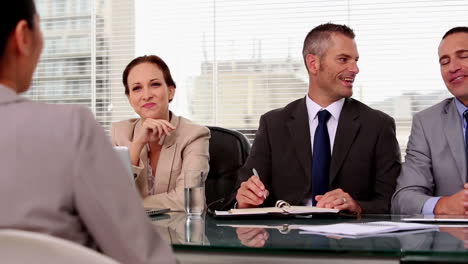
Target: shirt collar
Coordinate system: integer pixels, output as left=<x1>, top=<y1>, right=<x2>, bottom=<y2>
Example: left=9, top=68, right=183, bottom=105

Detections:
left=454, top=97, right=468, bottom=122
left=305, top=95, right=345, bottom=122
left=0, top=84, right=26, bottom=105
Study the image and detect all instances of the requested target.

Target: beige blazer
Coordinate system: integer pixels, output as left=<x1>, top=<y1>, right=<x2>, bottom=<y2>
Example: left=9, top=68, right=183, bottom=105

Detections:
left=0, top=85, right=176, bottom=264
left=111, top=113, right=210, bottom=210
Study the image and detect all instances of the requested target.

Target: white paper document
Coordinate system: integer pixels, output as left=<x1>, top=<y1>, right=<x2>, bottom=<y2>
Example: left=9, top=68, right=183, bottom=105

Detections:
left=299, top=221, right=437, bottom=237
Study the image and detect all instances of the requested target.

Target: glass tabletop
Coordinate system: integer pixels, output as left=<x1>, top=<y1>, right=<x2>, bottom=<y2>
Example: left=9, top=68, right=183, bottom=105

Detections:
left=151, top=212, right=468, bottom=261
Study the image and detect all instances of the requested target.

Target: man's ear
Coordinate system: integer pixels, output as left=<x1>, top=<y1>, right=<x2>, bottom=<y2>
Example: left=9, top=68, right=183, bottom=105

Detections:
left=13, top=20, right=33, bottom=57
left=305, top=53, right=320, bottom=74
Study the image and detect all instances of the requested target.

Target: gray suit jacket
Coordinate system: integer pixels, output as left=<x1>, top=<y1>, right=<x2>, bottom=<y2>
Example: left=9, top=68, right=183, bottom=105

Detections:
left=392, top=98, right=466, bottom=214
left=0, top=85, right=176, bottom=264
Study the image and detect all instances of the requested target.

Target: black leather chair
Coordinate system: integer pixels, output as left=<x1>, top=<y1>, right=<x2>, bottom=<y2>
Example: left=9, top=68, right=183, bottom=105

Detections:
left=205, top=126, right=251, bottom=211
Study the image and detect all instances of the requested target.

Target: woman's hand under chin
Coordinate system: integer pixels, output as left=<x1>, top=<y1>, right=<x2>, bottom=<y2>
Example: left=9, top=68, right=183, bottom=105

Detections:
left=129, top=118, right=176, bottom=166
left=136, top=118, right=176, bottom=145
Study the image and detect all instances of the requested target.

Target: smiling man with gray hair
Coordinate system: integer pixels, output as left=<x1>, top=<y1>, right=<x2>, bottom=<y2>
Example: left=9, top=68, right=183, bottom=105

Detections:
left=234, top=23, right=401, bottom=214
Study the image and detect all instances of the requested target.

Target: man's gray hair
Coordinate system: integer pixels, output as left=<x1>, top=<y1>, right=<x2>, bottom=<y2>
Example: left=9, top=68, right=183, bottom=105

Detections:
left=302, top=23, right=355, bottom=71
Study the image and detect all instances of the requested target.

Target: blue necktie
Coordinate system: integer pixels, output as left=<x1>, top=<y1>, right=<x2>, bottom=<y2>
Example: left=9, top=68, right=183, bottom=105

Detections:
left=312, top=110, right=331, bottom=206
left=464, top=110, right=468, bottom=180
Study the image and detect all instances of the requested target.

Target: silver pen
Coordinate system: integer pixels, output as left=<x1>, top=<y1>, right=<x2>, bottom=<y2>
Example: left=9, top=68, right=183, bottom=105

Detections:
left=252, top=168, right=267, bottom=199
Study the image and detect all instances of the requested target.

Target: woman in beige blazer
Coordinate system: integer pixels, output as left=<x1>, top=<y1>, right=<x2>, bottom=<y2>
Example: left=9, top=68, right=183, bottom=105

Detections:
left=111, top=55, right=210, bottom=211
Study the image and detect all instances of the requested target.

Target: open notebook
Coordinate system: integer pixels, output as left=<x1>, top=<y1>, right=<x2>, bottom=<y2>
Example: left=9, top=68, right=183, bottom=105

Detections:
left=113, top=146, right=169, bottom=216
left=214, top=200, right=339, bottom=217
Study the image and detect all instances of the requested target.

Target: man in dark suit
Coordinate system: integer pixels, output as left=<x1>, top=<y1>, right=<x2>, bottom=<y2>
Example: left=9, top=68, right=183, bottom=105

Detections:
left=235, top=23, right=401, bottom=214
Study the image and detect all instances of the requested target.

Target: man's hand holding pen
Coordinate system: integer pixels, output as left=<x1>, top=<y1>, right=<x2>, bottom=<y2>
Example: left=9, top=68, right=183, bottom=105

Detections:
left=236, top=168, right=269, bottom=209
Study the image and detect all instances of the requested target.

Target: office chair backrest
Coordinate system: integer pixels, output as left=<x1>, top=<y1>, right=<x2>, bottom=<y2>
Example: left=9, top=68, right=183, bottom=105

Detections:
left=0, top=229, right=119, bottom=264
left=206, top=126, right=250, bottom=210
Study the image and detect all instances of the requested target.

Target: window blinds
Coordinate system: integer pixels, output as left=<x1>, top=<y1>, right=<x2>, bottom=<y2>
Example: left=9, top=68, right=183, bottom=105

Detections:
left=28, top=0, right=466, bottom=153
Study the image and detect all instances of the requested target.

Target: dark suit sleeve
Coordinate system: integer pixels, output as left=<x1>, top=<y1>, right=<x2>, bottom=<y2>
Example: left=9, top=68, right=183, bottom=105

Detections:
left=358, top=116, right=401, bottom=214
left=229, top=114, right=275, bottom=207
left=240, top=115, right=272, bottom=184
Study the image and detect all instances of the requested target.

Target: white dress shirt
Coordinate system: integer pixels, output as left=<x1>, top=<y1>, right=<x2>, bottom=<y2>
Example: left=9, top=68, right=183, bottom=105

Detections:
left=304, top=95, right=345, bottom=206
left=306, top=96, right=345, bottom=154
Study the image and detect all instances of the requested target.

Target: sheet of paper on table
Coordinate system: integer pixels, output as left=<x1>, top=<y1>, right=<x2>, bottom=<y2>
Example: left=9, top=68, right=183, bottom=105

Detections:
left=298, top=221, right=438, bottom=238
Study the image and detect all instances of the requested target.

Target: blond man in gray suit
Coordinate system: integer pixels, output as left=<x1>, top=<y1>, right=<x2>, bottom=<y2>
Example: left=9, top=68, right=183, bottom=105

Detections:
left=0, top=1, right=176, bottom=263
left=392, top=27, right=468, bottom=215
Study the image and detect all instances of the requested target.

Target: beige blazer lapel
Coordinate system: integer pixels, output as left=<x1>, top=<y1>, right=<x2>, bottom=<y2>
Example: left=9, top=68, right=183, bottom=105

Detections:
left=154, top=114, right=180, bottom=194
left=133, top=120, right=150, bottom=195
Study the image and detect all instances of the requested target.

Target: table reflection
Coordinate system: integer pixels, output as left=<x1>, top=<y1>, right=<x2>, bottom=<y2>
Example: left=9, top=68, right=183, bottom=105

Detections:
left=235, top=227, right=269, bottom=248
left=399, top=227, right=468, bottom=252
left=151, top=212, right=209, bottom=245
left=439, top=227, right=468, bottom=248
left=151, top=212, right=468, bottom=259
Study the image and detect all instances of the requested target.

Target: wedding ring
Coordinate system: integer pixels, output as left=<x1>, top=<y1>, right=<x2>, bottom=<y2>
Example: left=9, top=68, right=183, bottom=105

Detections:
left=342, top=197, right=347, bottom=204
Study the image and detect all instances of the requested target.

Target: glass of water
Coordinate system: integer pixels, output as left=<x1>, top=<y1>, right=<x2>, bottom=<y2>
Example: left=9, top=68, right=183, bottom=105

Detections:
left=184, top=170, right=206, bottom=217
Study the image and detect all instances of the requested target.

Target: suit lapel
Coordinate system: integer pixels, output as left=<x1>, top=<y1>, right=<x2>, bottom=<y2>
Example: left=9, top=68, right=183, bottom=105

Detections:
left=443, top=99, right=466, bottom=182
left=155, top=113, right=179, bottom=193
left=155, top=143, right=177, bottom=193
left=329, top=98, right=360, bottom=183
left=133, top=120, right=150, bottom=195
left=286, top=97, right=312, bottom=185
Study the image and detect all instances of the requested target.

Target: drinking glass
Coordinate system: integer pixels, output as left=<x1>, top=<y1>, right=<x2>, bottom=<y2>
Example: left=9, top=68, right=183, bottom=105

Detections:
left=184, top=170, right=206, bottom=217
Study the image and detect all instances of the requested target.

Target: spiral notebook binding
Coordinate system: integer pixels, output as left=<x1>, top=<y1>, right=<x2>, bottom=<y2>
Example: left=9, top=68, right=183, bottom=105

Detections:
left=275, top=200, right=291, bottom=209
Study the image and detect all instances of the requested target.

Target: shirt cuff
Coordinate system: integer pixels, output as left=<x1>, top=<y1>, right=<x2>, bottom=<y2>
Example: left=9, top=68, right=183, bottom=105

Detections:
left=422, top=197, right=441, bottom=215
